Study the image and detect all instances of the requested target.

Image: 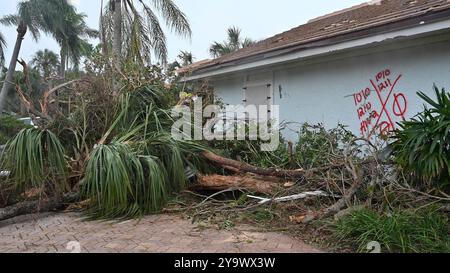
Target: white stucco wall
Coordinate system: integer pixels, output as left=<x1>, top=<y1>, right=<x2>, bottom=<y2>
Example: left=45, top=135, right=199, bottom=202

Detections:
left=211, top=38, right=450, bottom=142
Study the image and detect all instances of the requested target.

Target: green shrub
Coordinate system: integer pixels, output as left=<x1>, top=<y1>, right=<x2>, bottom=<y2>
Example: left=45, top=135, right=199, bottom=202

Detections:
left=296, top=123, right=355, bottom=168
left=391, top=86, right=450, bottom=187
left=0, top=115, right=32, bottom=145
left=334, top=208, right=450, bottom=253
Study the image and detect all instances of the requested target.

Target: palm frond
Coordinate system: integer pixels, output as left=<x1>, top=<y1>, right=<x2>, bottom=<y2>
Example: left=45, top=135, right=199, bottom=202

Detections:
left=148, top=0, right=191, bottom=38
left=101, top=0, right=191, bottom=64
left=0, top=128, right=67, bottom=191
left=138, top=0, right=168, bottom=64
left=209, top=26, right=255, bottom=58
left=0, top=15, right=20, bottom=26
left=82, top=84, right=209, bottom=219
left=227, top=26, right=241, bottom=49
left=0, top=32, right=6, bottom=67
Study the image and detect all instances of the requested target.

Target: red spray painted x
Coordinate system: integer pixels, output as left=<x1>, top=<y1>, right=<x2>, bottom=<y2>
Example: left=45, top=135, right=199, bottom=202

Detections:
left=368, top=74, right=402, bottom=138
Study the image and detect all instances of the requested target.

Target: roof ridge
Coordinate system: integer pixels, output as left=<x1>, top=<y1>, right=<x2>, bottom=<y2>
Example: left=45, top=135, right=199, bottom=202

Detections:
left=308, top=0, right=383, bottom=23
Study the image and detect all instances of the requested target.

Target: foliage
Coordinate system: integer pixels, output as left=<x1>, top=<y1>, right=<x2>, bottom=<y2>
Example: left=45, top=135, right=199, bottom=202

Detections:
left=208, top=123, right=357, bottom=170
left=83, top=142, right=169, bottom=218
left=177, top=51, right=194, bottom=67
left=79, top=74, right=208, bottom=219
left=101, top=0, right=191, bottom=64
left=296, top=123, right=356, bottom=169
left=210, top=27, right=255, bottom=58
left=0, top=31, right=5, bottom=67
left=31, top=49, right=60, bottom=79
left=334, top=208, right=450, bottom=253
left=392, top=86, right=450, bottom=187
left=55, top=8, right=98, bottom=73
left=0, top=0, right=81, bottom=41
left=209, top=136, right=291, bottom=169
left=0, top=128, right=67, bottom=191
left=0, top=115, right=32, bottom=145
left=1, top=65, right=44, bottom=114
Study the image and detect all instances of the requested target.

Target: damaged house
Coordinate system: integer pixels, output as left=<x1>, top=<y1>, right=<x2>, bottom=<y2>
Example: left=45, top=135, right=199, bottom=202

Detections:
left=180, top=0, right=450, bottom=141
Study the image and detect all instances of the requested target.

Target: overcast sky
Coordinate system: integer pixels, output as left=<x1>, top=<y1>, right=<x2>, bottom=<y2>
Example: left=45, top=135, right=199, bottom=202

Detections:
left=0, top=0, right=366, bottom=65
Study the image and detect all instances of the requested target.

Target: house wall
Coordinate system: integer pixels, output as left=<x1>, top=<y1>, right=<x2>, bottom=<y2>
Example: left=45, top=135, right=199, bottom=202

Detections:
left=211, top=39, right=450, bottom=142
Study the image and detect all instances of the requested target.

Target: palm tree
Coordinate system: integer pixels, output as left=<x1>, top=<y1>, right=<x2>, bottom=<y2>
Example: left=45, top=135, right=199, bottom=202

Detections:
left=56, top=10, right=98, bottom=78
left=178, top=51, right=193, bottom=67
left=31, top=49, right=60, bottom=79
left=209, top=27, right=256, bottom=58
left=0, top=0, right=78, bottom=114
left=0, top=32, right=6, bottom=67
left=101, top=0, right=191, bottom=66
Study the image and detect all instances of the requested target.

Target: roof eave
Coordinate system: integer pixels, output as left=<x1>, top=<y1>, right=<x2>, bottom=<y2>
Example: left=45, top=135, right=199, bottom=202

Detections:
left=183, top=9, right=450, bottom=82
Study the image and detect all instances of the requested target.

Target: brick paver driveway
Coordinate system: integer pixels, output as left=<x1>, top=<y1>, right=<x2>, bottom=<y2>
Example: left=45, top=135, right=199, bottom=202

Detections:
left=0, top=213, right=322, bottom=253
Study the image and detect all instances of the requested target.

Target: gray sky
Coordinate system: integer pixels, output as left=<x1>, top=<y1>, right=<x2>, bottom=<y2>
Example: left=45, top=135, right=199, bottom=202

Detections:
left=1, top=0, right=366, bottom=65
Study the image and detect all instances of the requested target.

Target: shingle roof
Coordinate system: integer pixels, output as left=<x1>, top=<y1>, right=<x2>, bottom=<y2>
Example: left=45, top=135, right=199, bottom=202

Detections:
left=180, top=0, right=450, bottom=75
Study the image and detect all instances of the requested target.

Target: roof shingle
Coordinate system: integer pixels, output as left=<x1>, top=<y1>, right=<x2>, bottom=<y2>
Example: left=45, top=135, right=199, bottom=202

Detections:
left=180, top=0, right=450, bottom=75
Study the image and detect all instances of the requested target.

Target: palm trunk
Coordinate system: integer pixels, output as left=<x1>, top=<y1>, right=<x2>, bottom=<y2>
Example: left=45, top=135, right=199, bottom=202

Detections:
left=60, top=49, right=66, bottom=79
left=112, top=0, right=122, bottom=63
left=0, top=22, right=27, bottom=115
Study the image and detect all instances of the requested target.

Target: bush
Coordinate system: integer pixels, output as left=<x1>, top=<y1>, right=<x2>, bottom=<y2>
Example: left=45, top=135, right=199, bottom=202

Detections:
left=334, top=208, right=450, bottom=253
left=391, top=86, right=450, bottom=187
left=296, top=123, right=355, bottom=168
left=0, top=115, right=32, bottom=145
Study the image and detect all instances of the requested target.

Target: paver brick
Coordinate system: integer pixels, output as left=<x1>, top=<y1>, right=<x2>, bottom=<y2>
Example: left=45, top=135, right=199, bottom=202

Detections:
left=0, top=213, right=322, bottom=253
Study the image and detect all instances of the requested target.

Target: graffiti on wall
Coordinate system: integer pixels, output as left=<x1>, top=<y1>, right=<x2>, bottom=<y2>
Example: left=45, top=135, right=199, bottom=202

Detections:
left=353, top=69, right=408, bottom=138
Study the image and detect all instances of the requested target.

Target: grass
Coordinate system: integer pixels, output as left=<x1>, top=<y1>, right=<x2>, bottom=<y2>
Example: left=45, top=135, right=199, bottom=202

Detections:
left=334, top=208, right=450, bottom=253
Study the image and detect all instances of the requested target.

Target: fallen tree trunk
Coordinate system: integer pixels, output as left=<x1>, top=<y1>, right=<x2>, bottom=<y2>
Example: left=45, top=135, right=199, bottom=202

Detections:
left=0, top=192, right=80, bottom=222
left=202, top=151, right=308, bottom=178
left=192, top=174, right=283, bottom=195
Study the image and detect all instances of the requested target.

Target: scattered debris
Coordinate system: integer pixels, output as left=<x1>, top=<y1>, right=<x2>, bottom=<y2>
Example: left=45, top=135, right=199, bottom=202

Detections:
left=248, top=191, right=332, bottom=204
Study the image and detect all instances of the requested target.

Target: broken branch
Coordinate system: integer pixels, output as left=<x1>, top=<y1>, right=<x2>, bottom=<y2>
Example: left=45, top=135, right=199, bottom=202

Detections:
left=202, top=151, right=308, bottom=178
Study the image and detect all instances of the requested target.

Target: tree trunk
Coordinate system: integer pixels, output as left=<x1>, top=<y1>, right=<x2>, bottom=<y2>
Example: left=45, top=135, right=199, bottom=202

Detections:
left=60, top=49, right=66, bottom=79
left=0, top=192, right=80, bottom=222
left=0, top=21, right=27, bottom=115
left=112, top=0, right=122, bottom=64
left=202, top=151, right=308, bottom=178
left=192, top=174, right=283, bottom=195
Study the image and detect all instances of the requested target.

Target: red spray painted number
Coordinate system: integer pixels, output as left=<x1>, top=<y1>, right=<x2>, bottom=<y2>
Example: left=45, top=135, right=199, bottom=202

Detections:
left=352, top=69, right=408, bottom=138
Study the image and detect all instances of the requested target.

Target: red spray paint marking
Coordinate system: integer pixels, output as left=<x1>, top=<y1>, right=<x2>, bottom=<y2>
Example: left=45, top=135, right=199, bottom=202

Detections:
left=368, top=75, right=402, bottom=138
left=352, top=69, right=409, bottom=139
left=393, top=93, right=407, bottom=120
